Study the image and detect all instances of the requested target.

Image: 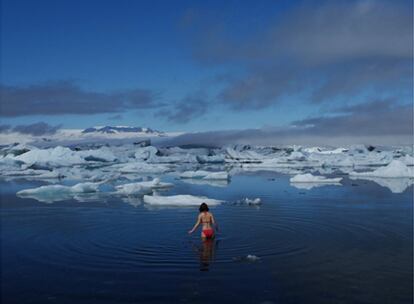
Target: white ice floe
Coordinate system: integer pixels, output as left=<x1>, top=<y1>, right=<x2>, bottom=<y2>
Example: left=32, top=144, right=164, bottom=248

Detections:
left=290, top=173, right=342, bottom=183
left=399, top=154, right=414, bottom=166
left=14, top=146, right=85, bottom=167
left=225, top=147, right=265, bottom=162
left=180, top=178, right=229, bottom=188
left=287, top=151, right=307, bottom=161
left=134, top=146, right=158, bottom=161
left=196, top=155, right=225, bottom=164
left=233, top=254, right=261, bottom=262
left=115, top=178, right=173, bottom=195
left=143, top=194, right=222, bottom=206
left=350, top=160, right=414, bottom=178
left=114, top=162, right=170, bottom=174
left=239, top=197, right=262, bottom=205
left=291, top=182, right=342, bottom=190
left=78, top=147, right=117, bottom=162
left=179, top=170, right=229, bottom=180
left=147, top=153, right=198, bottom=164
left=17, top=182, right=102, bottom=203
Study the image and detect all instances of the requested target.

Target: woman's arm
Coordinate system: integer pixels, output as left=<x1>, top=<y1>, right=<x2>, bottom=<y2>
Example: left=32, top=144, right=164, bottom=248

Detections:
left=188, top=215, right=201, bottom=234
left=211, top=214, right=219, bottom=232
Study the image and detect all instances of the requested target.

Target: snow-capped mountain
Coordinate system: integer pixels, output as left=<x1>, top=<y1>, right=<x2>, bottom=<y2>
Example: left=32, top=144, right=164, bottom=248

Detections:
left=82, top=126, right=164, bottom=135
left=0, top=125, right=183, bottom=146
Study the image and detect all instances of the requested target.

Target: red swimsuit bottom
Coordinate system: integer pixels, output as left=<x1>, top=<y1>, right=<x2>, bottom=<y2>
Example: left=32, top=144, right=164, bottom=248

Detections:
left=202, top=228, right=214, bottom=239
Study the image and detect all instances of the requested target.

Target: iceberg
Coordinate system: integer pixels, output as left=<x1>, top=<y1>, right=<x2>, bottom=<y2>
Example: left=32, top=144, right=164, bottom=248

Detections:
left=236, top=197, right=262, bottom=205
left=290, top=173, right=342, bottom=183
left=291, top=182, right=342, bottom=190
left=79, top=147, right=117, bottom=162
left=17, top=182, right=102, bottom=203
left=196, top=155, right=225, bottom=164
left=134, top=146, right=158, bottom=161
left=225, top=147, right=265, bottom=163
left=14, top=146, right=85, bottom=167
left=399, top=154, right=414, bottom=166
left=180, top=178, right=230, bottom=188
left=114, top=162, right=171, bottom=174
left=143, top=194, right=222, bottom=206
left=350, top=160, right=414, bottom=178
left=115, top=178, right=173, bottom=195
left=179, top=170, right=229, bottom=180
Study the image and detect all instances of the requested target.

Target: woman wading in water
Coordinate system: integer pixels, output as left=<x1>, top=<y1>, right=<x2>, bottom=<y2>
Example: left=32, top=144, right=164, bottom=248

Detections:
left=188, top=203, right=218, bottom=239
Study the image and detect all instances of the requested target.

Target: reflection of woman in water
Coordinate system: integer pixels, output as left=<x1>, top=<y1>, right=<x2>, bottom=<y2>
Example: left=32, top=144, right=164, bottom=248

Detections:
left=188, top=203, right=218, bottom=239
left=196, top=238, right=217, bottom=271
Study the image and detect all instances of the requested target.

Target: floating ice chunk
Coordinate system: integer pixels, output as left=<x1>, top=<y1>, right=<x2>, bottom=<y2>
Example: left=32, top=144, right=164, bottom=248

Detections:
left=181, top=178, right=229, bottom=188
left=246, top=254, right=260, bottom=261
left=0, top=143, right=33, bottom=157
left=115, top=162, right=170, bottom=174
left=180, top=170, right=229, bottom=180
left=148, top=153, right=197, bottom=164
left=79, top=147, right=117, bottom=162
left=290, top=173, right=342, bottom=183
left=225, top=148, right=265, bottom=162
left=71, top=182, right=101, bottom=193
left=235, top=197, right=262, bottom=205
left=196, top=155, right=225, bottom=164
left=134, top=146, right=158, bottom=161
left=17, top=182, right=102, bottom=203
left=350, top=160, right=414, bottom=178
left=115, top=178, right=173, bottom=195
left=233, top=254, right=261, bottom=262
left=287, top=151, right=306, bottom=161
left=143, top=194, right=222, bottom=206
left=399, top=154, right=414, bottom=166
left=14, top=146, right=85, bottom=167
left=306, top=147, right=347, bottom=154
left=291, top=182, right=342, bottom=190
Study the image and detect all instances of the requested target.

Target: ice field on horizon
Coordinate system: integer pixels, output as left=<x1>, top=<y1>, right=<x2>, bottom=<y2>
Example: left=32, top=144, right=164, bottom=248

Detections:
left=1, top=141, right=413, bottom=203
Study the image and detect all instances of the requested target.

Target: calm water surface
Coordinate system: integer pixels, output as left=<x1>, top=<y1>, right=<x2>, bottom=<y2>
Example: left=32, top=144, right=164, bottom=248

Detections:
left=1, top=172, right=413, bottom=304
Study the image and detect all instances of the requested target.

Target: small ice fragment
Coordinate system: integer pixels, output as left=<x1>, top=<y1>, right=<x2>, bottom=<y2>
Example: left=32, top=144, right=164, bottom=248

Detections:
left=233, top=254, right=261, bottom=262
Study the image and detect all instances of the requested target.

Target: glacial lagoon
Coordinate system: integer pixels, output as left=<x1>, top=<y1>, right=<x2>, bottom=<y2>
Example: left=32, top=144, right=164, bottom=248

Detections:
left=1, top=168, right=412, bottom=304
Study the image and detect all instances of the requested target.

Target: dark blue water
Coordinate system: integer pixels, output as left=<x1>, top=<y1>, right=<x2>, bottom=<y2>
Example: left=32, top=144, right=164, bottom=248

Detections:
left=1, top=173, right=413, bottom=304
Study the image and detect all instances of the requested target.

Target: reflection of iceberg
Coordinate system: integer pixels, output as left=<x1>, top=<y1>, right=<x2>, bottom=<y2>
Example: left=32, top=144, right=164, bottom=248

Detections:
left=290, top=173, right=342, bottom=183
left=291, top=182, right=342, bottom=190
left=16, top=182, right=102, bottom=203
left=143, top=194, right=222, bottom=206
left=121, top=196, right=143, bottom=207
left=181, top=178, right=229, bottom=188
left=350, top=176, right=414, bottom=193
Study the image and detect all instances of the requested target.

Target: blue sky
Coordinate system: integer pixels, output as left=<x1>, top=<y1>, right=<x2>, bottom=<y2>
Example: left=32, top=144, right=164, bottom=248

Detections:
left=0, top=0, right=412, bottom=143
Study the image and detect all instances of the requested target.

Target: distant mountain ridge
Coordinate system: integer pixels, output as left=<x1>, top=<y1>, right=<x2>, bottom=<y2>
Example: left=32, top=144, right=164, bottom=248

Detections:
left=82, top=126, right=164, bottom=135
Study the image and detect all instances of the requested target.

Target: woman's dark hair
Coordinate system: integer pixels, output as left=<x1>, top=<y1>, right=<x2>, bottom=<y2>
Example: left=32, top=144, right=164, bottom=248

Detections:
left=199, top=202, right=209, bottom=212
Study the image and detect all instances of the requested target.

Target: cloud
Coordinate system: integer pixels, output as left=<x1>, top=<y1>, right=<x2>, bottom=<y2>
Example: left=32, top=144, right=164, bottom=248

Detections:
left=108, top=114, right=123, bottom=120
left=291, top=99, right=413, bottom=136
left=162, top=99, right=413, bottom=146
left=184, top=0, right=413, bottom=109
left=0, top=81, right=160, bottom=117
left=155, top=92, right=209, bottom=124
left=0, top=124, right=11, bottom=132
left=0, top=122, right=62, bottom=136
